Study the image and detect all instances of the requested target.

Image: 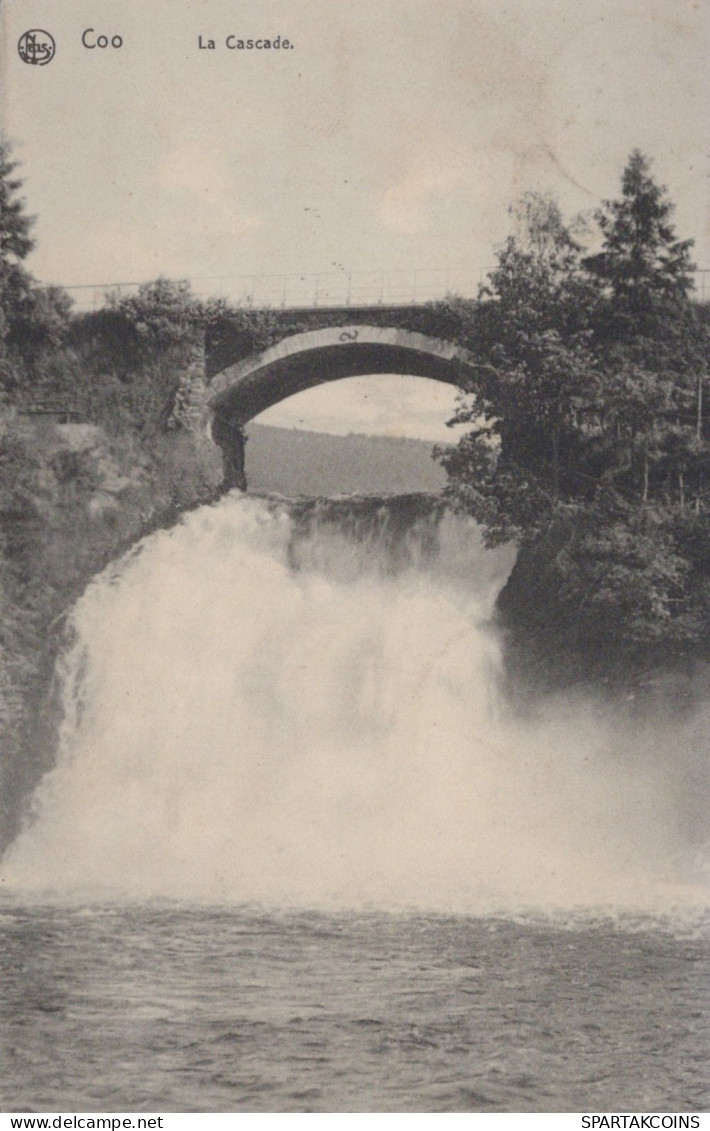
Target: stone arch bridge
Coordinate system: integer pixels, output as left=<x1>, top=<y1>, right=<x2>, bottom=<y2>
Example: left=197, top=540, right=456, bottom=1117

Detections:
left=202, top=323, right=477, bottom=488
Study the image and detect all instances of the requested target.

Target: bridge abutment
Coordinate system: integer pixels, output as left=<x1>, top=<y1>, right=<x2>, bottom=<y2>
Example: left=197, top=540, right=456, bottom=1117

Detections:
left=169, top=339, right=210, bottom=432
left=211, top=414, right=247, bottom=491
left=167, top=337, right=246, bottom=490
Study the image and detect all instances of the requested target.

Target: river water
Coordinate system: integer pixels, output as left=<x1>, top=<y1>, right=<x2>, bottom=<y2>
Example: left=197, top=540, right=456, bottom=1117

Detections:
left=1, top=494, right=709, bottom=1112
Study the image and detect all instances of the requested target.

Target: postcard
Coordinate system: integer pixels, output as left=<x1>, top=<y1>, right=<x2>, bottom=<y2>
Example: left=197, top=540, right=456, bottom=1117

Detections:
left=0, top=0, right=708, bottom=1117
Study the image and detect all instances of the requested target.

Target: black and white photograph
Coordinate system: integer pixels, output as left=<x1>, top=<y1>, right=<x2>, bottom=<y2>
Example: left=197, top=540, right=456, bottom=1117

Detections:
left=0, top=0, right=709, bottom=1115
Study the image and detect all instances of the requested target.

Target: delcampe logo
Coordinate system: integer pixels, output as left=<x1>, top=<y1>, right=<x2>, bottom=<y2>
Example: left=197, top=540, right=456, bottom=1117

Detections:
left=18, top=29, right=56, bottom=65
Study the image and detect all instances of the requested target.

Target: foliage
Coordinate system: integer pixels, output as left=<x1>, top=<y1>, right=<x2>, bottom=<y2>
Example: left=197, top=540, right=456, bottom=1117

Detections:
left=438, top=191, right=600, bottom=542
left=65, top=279, right=200, bottom=433
left=584, top=150, right=695, bottom=329
left=0, top=140, right=76, bottom=401
left=441, top=154, right=710, bottom=679
left=0, top=141, right=34, bottom=327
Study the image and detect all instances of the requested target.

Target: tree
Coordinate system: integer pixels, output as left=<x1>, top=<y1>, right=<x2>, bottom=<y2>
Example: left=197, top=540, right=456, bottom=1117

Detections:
left=585, top=151, right=709, bottom=509
left=0, top=142, right=34, bottom=290
left=0, top=139, right=74, bottom=398
left=68, top=279, right=205, bottom=433
left=584, top=150, right=695, bottom=329
left=0, top=141, right=35, bottom=390
left=439, top=192, right=599, bottom=543
left=440, top=160, right=710, bottom=682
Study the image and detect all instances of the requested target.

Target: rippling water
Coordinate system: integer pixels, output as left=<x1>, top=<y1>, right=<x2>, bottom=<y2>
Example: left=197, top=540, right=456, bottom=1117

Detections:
left=1, top=904, right=708, bottom=1113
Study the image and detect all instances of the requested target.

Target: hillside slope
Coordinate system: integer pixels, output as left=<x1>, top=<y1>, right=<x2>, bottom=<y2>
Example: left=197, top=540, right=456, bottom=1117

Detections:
left=245, top=423, right=447, bottom=496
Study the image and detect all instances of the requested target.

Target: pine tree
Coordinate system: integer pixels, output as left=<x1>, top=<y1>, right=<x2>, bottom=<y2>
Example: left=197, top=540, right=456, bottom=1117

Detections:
left=584, top=151, right=708, bottom=508
left=0, top=142, right=34, bottom=268
left=0, top=139, right=73, bottom=396
left=0, top=141, right=35, bottom=368
left=584, top=150, right=695, bottom=330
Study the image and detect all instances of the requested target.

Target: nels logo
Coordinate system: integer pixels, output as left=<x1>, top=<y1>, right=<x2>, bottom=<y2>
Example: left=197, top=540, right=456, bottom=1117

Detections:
left=18, top=29, right=56, bottom=65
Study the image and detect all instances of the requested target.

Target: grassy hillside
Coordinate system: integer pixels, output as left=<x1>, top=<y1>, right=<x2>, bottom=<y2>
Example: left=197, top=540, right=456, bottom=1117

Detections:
left=245, top=423, right=447, bottom=496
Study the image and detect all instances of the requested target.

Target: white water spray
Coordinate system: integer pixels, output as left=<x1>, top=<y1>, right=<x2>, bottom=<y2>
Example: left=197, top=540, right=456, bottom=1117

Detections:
left=3, top=494, right=709, bottom=913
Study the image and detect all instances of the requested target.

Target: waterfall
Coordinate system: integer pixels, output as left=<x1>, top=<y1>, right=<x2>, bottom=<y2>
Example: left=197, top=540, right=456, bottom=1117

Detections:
left=3, top=493, right=708, bottom=914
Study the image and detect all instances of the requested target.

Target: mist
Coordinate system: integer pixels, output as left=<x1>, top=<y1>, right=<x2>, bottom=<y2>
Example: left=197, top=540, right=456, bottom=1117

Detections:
left=3, top=494, right=708, bottom=921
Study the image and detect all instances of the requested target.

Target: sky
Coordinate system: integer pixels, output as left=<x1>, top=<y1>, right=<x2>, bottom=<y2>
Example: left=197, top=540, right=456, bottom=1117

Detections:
left=2, top=0, right=709, bottom=438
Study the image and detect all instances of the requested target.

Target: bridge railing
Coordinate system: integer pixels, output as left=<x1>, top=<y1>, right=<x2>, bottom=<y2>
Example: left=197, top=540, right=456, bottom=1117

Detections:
left=33, top=268, right=486, bottom=313
left=32, top=267, right=710, bottom=312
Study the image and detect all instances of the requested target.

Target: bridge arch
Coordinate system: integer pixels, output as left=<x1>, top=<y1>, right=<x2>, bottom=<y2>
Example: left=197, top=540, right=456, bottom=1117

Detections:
left=207, top=324, right=477, bottom=488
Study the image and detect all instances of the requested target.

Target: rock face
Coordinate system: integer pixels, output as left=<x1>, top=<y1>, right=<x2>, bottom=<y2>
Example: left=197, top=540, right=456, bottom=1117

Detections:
left=210, top=415, right=247, bottom=490
left=0, top=413, right=222, bottom=854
